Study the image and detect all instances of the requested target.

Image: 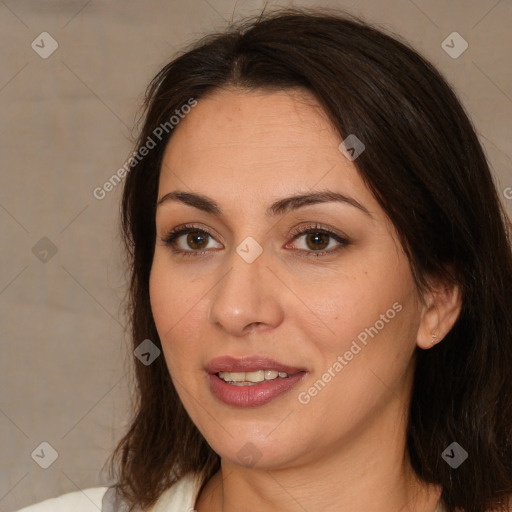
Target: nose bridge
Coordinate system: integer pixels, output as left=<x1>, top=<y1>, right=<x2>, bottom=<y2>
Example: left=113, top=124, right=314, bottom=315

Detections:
left=208, top=238, right=283, bottom=334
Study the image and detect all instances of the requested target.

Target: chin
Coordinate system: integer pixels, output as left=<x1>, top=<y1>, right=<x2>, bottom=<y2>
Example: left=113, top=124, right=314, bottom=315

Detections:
left=203, top=428, right=308, bottom=470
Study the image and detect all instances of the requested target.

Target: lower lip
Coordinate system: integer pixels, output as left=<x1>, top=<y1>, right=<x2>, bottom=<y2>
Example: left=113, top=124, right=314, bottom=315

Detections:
left=208, top=372, right=306, bottom=407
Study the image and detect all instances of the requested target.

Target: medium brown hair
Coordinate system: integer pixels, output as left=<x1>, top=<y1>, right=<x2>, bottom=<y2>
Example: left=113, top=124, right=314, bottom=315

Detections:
left=107, top=8, right=512, bottom=512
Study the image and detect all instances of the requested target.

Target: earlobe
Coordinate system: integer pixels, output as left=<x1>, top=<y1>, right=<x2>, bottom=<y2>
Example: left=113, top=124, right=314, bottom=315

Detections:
left=416, top=278, right=462, bottom=350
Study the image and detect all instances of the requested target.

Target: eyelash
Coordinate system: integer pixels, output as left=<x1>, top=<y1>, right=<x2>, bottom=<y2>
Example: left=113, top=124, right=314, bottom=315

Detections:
left=161, top=222, right=350, bottom=259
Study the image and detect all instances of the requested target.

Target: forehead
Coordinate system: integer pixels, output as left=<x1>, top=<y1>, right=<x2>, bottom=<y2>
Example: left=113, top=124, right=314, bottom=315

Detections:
left=164, top=87, right=335, bottom=162
left=158, top=87, right=377, bottom=216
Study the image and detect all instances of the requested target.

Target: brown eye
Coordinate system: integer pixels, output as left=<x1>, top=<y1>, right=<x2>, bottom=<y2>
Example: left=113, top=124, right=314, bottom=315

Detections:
left=162, top=225, right=222, bottom=257
left=304, top=232, right=330, bottom=251
left=287, top=224, right=350, bottom=258
left=186, top=231, right=209, bottom=250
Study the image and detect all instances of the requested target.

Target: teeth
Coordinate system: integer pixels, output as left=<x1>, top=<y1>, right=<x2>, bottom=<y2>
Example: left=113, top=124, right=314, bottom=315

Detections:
left=246, top=370, right=265, bottom=383
left=218, top=370, right=289, bottom=384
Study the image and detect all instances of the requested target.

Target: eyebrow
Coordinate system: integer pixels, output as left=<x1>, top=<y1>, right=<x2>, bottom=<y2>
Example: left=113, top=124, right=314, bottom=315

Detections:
left=156, top=190, right=372, bottom=218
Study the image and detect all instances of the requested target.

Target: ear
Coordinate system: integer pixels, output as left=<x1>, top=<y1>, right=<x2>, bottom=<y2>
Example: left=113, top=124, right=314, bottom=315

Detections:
left=416, top=273, right=462, bottom=350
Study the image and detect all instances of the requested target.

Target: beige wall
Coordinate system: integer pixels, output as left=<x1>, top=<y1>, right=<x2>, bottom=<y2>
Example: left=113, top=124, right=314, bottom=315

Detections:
left=1, top=1, right=510, bottom=510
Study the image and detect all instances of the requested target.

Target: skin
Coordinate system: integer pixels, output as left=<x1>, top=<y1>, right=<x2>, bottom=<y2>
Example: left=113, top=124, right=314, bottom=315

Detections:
left=149, top=87, right=462, bottom=512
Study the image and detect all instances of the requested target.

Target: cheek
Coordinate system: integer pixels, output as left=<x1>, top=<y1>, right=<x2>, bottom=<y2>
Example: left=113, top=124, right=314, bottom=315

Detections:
left=302, top=260, right=414, bottom=356
left=295, top=280, right=419, bottom=426
left=149, top=257, right=175, bottom=334
left=149, top=254, right=207, bottom=369
left=295, top=268, right=421, bottom=413
left=149, top=253, right=197, bottom=331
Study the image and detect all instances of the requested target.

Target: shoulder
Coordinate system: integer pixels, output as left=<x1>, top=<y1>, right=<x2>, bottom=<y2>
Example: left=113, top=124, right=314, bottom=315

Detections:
left=16, top=487, right=108, bottom=512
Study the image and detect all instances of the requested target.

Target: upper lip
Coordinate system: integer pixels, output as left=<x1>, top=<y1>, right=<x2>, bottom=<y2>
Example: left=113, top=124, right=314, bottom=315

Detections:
left=205, top=356, right=307, bottom=375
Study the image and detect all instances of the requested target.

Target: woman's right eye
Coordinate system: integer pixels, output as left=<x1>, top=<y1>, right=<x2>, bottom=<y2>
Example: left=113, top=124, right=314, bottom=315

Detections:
left=162, top=225, right=222, bottom=257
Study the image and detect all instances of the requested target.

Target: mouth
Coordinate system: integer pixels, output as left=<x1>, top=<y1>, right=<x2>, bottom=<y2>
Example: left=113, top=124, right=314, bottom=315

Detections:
left=205, top=356, right=307, bottom=407
left=216, top=369, right=293, bottom=386
left=205, top=355, right=306, bottom=374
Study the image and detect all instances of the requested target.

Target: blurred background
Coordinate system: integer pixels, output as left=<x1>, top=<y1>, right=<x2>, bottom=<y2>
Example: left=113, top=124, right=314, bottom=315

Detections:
left=0, top=0, right=510, bottom=510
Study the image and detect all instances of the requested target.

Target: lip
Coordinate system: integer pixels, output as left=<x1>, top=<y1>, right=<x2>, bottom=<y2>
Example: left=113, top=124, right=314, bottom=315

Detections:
left=205, top=355, right=306, bottom=374
left=205, top=356, right=307, bottom=407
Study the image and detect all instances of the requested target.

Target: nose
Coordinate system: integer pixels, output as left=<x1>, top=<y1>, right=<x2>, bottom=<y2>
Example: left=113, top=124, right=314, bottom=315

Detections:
left=207, top=244, right=285, bottom=337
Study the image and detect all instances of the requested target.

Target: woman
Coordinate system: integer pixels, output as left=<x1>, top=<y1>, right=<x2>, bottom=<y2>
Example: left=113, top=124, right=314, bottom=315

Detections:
left=19, top=8, right=512, bottom=512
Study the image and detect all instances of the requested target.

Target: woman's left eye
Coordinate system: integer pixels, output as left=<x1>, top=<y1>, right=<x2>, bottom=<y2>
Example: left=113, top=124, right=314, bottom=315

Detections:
left=161, top=223, right=349, bottom=258
left=287, top=226, right=349, bottom=256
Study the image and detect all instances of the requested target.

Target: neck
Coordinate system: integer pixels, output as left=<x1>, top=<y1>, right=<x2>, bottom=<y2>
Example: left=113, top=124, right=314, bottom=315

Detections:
left=196, top=458, right=441, bottom=512
left=195, top=405, right=442, bottom=512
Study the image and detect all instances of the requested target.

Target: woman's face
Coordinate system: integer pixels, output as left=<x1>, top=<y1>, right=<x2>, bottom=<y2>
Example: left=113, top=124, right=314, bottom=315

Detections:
left=150, top=87, right=425, bottom=469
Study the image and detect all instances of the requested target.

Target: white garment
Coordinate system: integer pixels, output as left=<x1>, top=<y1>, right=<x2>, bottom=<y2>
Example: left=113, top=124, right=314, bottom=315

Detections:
left=16, top=487, right=109, bottom=512
left=16, top=472, right=202, bottom=512
left=16, top=471, right=446, bottom=511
